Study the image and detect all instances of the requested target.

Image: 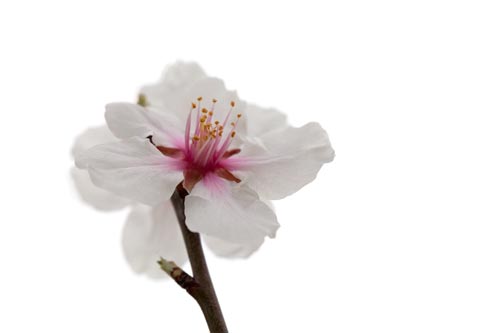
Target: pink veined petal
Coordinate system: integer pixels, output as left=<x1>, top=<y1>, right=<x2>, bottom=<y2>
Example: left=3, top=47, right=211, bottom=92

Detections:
left=235, top=122, right=335, bottom=200
left=185, top=176, right=279, bottom=245
left=122, top=203, right=188, bottom=279
left=75, top=137, right=184, bottom=206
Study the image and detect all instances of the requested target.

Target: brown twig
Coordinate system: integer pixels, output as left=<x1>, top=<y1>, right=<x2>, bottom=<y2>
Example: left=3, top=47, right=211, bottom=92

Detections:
left=162, top=184, right=228, bottom=333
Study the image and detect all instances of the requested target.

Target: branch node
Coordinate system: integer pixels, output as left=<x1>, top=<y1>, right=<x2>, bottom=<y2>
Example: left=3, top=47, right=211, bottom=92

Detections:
left=157, top=258, right=198, bottom=291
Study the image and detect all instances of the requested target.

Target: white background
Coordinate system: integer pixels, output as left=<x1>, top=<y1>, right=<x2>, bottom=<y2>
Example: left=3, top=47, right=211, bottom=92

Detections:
left=1, top=1, right=499, bottom=332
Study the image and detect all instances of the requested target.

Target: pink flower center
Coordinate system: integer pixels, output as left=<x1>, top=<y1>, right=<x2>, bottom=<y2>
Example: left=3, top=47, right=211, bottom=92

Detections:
left=154, top=97, right=243, bottom=191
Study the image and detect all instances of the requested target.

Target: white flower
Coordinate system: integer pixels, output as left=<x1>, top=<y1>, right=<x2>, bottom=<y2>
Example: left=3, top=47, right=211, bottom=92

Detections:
left=72, top=63, right=277, bottom=279
left=74, top=61, right=335, bottom=275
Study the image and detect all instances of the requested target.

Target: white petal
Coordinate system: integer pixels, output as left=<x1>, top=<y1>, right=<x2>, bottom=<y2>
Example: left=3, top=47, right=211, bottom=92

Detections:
left=71, top=126, right=129, bottom=210
left=75, top=137, right=183, bottom=206
left=185, top=174, right=279, bottom=245
left=122, top=203, right=188, bottom=279
left=245, top=103, right=288, bottom=137
left=71, top=167, right=129, bottom=211
left=140, top=61, right=206, bottom=118
left=105, top=102, right=184, bottom=146
left=204, top=201, right=275, bottom=260
left=241, top=122, right=335, bottom=200
left=71, top=125, right=117, bottom=157
left=203, top=235, right=264, bottom=258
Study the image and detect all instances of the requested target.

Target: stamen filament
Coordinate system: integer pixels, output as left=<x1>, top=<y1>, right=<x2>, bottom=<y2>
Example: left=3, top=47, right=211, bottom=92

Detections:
left=185, top=108, right=193, bottom=154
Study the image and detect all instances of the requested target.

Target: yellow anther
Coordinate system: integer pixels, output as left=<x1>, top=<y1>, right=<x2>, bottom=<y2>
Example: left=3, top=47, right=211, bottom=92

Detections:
left=193, top=136, right=200, bottom=141
left=202, top=108, right=208, bottom=113
left=219, top=131, right=223, bottom=137
left=197, top=96, right=203, bottom=101
left=231, top=131, right=236, bottom=138
left=212, top=98, right=218, bottom=103
left=237, top=114, right=242, bottom=118
left=230, top=101, right=235, bottom=107
left=219, top=125, right=223, bottom=130
left=203, top=135, right=208, bottom=141
left=230, top=122, right=235, bottom=127
left=209, top=111, right=213, bottom=116
left=214, top=120, right=220, bottom=125
left=191, top=103, right=197, bottom=109
left=200, top=116, right=207, bottom=123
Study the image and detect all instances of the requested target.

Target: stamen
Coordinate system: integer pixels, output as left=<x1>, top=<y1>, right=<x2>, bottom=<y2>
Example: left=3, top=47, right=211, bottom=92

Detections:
left=181, top=95, right=243, bottom=183
left=184, top=108, right=193, bottom=153
left=214, top=113, right=243, bottom=163
left=195, top=135, right=217, bottom=165
left=221, top=105, right=234, bottom=128
left=193, top=99, right=204, bottom=141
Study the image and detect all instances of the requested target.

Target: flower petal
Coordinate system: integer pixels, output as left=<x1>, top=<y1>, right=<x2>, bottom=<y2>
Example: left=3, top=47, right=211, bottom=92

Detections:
left=122, top=203, right=187, bottom=279
left=203, top=235, right=264, bottom=258
left=240, top=122, right=335, bottom=200
left=71, top=125, right=117, bottom=157
left=140, top=61, right=207, bottom=119
left=245, top=103, right=288, bottom=137
left=105, top=102, right=184, bottom=147
left=71, top=168, right=129, bottom=211
left=75, top=137, right=184, bottom=206
left=185, top=174, right=279, bottom=245
left=71, top=126, right=130, bottom=210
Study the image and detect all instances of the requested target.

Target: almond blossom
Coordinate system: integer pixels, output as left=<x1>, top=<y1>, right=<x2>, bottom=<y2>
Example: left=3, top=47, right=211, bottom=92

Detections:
left=71, top=63, right=273, bottom=278
left=74, top=62, right=334, bottom=273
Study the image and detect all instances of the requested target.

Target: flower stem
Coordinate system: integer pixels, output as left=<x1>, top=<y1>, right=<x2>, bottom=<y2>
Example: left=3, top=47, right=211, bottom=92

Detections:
left=170, top=185, right=228, bottom=333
